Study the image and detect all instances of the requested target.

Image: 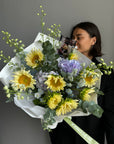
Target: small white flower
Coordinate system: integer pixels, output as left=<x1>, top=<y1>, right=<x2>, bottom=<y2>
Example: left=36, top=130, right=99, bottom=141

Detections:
left=34, top=93, right=41, bottom=99
left=34, top=89, right=44, bottom=99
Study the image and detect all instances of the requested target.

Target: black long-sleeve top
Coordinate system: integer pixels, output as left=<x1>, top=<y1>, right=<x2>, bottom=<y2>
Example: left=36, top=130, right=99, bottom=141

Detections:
left=49, top=57, right=114, bottom=144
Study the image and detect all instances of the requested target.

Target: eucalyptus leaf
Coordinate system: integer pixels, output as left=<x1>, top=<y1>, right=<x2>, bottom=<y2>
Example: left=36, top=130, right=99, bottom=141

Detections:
left=42, top=108, right=56, bottom=131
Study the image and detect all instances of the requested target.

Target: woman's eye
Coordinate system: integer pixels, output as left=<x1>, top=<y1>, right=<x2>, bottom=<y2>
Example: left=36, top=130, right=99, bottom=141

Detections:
left=77, top=37, right=81, bottom=40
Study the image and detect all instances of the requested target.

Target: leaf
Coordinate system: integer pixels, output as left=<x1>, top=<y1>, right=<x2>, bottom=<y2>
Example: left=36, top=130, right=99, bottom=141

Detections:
left=33, top=98, right=46, bottom=107
left=80, top=100, right=104, bottom=118
left=42, top=41, right=53, bottom=54
left=82, top=101, right=89, bottom=109
left=42, top=108, right=56, bottom=131
left=6, top=94, right=14, bottom=103
left=88, top=102, right=104, bottom=118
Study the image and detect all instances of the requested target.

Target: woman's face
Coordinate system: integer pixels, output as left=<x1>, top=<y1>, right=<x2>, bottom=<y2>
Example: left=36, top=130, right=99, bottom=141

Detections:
left=72, top=28, right=96, bottom=56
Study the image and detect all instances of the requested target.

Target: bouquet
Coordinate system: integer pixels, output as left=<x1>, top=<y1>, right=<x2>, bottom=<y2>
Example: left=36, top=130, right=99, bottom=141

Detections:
left=0, top=5, right=113, bottom=144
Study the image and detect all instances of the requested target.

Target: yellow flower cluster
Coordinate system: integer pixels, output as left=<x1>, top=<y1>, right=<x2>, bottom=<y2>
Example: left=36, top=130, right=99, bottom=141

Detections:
left=25, top=49, right=44, bottom=68
left=56, top=99, right=78, bottom=116
left=47, top=93, right=62, bottom=110
left=45, top=75, right=66, bottom=91
left=69, top=53, right=78, bottom=60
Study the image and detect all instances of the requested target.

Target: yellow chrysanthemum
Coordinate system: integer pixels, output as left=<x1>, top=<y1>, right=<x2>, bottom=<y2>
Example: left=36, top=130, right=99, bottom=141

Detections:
left=45, top=75, right=66, bottom=91
left=80, top=88, right=95, bottom=101
left=47, top=93, right=62, bottom=109
left=56, top=99, right=78, bottom=116
left=25, top=49, right=44, bottom=68
left=81, top=71, right=99, bottom=87
left=11, top=69, right=36, bottom=90
left=69, top=53, right=78, bottom=60
left=84, top=75, right=98, bottom=87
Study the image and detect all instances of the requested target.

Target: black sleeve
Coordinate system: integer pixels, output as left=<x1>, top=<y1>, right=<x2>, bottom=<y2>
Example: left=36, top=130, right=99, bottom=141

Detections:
left=101, top=70, right=114, bottom=143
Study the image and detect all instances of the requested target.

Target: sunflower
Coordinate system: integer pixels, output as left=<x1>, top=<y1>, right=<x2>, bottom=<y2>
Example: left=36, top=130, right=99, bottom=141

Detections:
left=84, top=74, right=98, bottom=87
left=56, top=98, right=78, bottom=116
left=45, top=75, right=66, bottom=91
left=80, top=88, right=95, bottom=101
left=47, top=93, right=62, bottom=109
left=25, top=48, right=44, bottom=68
left=11, top=69, right=36, bottom=90
left=69, top=53, right=78, bottom=60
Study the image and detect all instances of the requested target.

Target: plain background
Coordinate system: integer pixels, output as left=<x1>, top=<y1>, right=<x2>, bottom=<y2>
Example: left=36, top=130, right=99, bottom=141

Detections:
left=0, top=0, right=114, bottom=144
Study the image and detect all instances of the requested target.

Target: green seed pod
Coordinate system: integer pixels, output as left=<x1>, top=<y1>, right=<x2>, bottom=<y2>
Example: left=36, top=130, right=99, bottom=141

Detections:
left=110, top=61, right=113, bottom=64
left=44, top=13, right=47, bottom=16
left=108, top=71, right=111, bottom=75
left=100, top=58, right=104, bottom=62
left=98, top=63, right=102, bottom=67
left=42, top=22, right=45, bottom=26
left=104, top=71, right=107, bottom=75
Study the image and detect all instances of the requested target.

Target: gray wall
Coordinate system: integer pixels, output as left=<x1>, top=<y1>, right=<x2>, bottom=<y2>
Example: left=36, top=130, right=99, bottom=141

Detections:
left=0, top=0, right=113, bottom=144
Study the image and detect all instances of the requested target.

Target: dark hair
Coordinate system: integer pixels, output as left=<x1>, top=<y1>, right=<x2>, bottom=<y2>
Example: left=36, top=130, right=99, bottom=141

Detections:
left=70, top=22, right=103, bottom=57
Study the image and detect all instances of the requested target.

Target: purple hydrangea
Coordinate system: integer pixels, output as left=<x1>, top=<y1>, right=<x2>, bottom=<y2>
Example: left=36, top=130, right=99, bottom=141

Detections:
left=35, top=71, right=48, bottom=90
left=58, top=59, right=82, bottom=75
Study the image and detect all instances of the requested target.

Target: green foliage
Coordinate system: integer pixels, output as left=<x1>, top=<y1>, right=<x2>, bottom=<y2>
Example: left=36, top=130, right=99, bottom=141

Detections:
left=4, top=84, right=16, bottom=103
left=38, top=41, right=59, bottom=72
left=7, top=51, right=26, bottom=72
left=5, top=94, right=15, bottom=103
left=8, top=61, right=22, bottom=72
left=37, top=6, right=61, bottom=42
left=42, top=40, right=53, bottom=54
left=33, top=98, right=46, bottom=107
left=94, top=87, right=104, bottom=96
left=0, top=50, right=11, bottom=63
left=88, top=102, right=103, bottom=118
left=97, top=59, right=114, bottom=75
left=37, top=5, right=47, bottom=33
left=42, top=108, right=56, bottom=131
left=79, top=100, right=104, bottom=118
left=0, top=31, right=25, bottom=64
left=47, top=24, right=61, bottom=40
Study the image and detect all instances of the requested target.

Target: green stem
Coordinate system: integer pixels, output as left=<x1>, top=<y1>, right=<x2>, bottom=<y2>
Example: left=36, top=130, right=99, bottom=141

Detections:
left=64, top=117, right=99, bottom=144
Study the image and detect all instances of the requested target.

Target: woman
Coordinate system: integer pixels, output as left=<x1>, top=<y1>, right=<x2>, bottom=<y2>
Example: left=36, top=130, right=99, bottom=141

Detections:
left=49, top=22, right=114, bottom=144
